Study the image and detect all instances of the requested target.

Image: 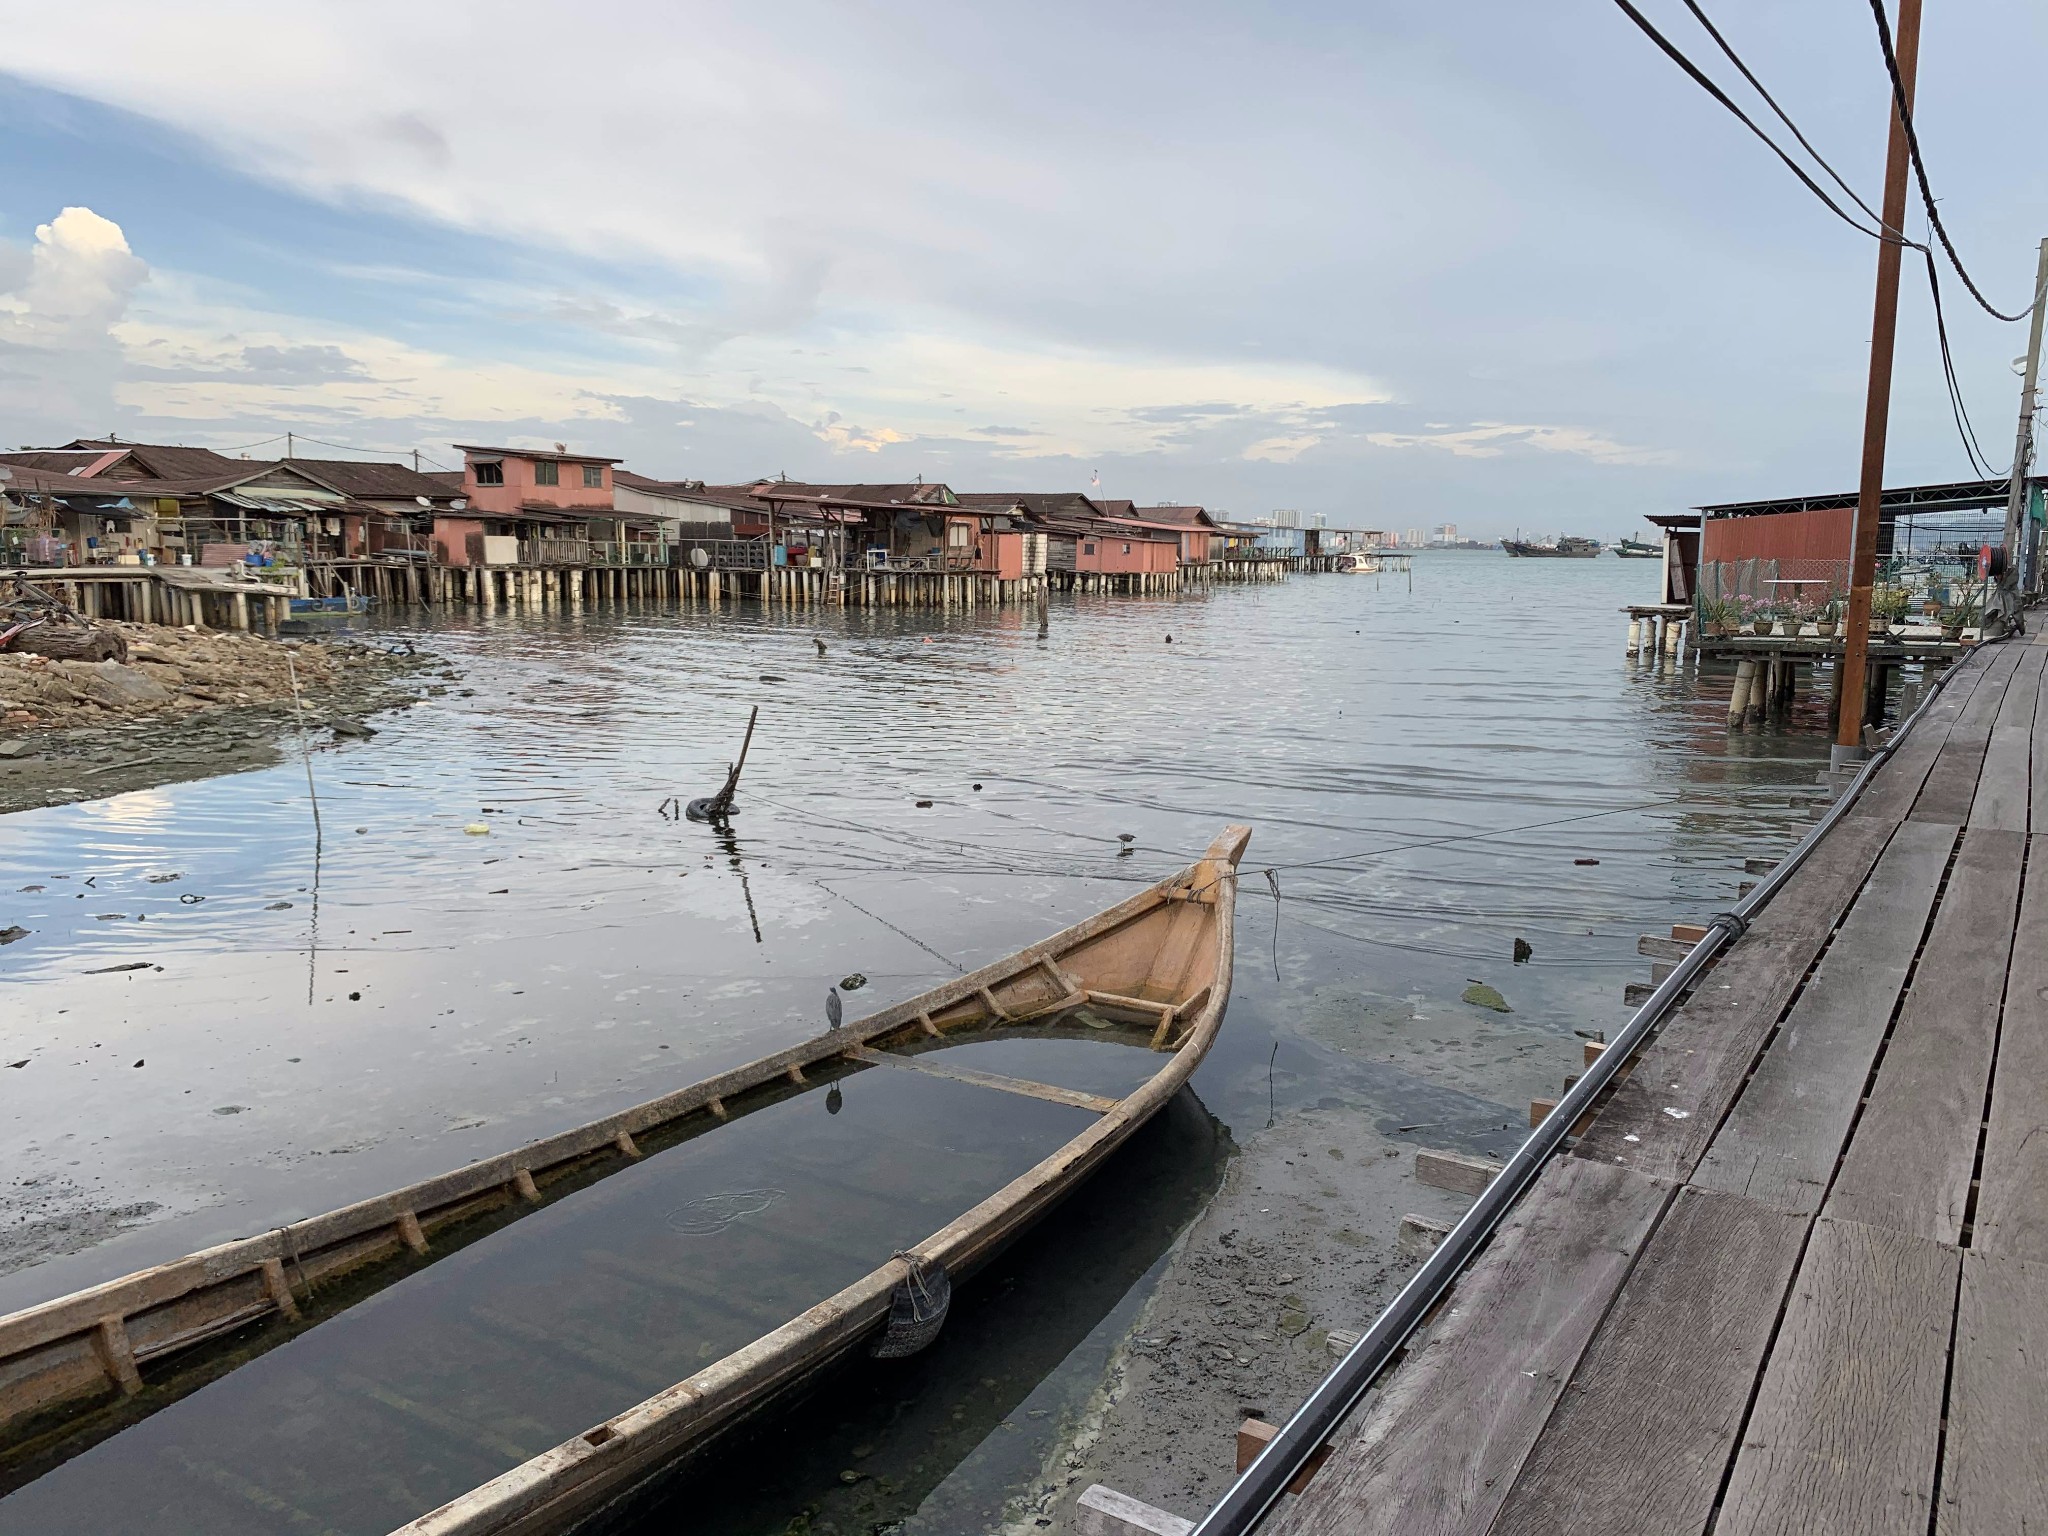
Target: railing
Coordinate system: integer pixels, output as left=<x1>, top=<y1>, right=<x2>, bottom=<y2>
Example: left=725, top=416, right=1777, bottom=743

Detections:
left=681, top=539, right=769, bottom=571
left=519, top=537, right=590, bottom=567
left=587, top=541, right=675, bottom=568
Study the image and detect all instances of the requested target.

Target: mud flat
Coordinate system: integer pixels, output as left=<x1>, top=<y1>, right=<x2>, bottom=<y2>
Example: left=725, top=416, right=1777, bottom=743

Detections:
left=0, top=623, right=451, bottom=813
left=1004, top=1104, right=1474, bottom=1530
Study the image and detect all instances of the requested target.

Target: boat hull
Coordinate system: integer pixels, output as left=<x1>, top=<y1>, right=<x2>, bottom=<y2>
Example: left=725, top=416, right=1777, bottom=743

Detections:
left=1502, top=540, right=1599, bottom=559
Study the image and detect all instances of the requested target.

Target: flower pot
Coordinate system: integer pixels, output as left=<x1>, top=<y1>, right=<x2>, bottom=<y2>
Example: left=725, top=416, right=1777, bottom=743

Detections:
left=1775, top=619, right=1798, bottom=637
left=1751, top=620, right=1774, bottom=637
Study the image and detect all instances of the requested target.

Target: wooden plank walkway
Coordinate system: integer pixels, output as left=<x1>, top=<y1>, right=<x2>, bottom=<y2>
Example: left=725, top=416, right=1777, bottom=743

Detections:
left=1276, top=635, right=2048, bottom=1536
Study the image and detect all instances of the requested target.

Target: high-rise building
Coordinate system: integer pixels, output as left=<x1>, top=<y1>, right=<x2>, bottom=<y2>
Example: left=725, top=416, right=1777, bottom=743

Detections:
left=1432, top=523, right=1457, bottom=544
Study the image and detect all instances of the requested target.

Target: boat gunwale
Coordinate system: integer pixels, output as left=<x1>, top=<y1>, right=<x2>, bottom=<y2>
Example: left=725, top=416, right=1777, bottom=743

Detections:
left=389, top=822, right=1249, bottom=1536
left=0, top=827, right=1248, bottom=1476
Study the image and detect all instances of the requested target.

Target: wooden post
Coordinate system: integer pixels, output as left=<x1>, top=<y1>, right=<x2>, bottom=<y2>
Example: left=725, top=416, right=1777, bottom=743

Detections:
left=91, top=1315, right=144, bottom=1396
left=1836, top=0, right=1923, bottom=756
left=1728, top=659, right=1756, bottom=726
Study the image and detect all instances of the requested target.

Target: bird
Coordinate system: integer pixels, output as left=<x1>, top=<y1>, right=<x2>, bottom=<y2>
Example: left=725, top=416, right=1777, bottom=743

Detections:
left=827, top=987, right=843, bottom=1029
left=815, top=638, right=827, bottom=655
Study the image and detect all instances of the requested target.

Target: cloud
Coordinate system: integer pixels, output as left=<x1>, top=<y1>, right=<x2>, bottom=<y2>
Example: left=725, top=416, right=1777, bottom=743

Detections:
left=1364, top=421, right=1673, bottom=466
left=0, top=206, right=148, bottom=437
left=127, top=341, right=368, bottom=385
left=811, top=412, right=907, bottom=453
left=1243, top=434, right=1322, bottom=463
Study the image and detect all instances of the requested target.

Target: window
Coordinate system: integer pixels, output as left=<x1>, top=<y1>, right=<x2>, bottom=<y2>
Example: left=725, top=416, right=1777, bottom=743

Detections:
left=582, top=464, right=604, bottom=489
left=473, top=461, right=504, bottom=486
left=533, top=460, right=559, bottom=486
left=1083, top=541, right=1096, bottom=554
left=1121, top=542, right=1132, bottom=554
left=947, top=522, right=969, bottom=546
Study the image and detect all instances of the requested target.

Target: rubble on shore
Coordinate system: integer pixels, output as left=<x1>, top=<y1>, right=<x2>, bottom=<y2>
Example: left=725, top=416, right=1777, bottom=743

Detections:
left=0, top=621, right=449, bottom=812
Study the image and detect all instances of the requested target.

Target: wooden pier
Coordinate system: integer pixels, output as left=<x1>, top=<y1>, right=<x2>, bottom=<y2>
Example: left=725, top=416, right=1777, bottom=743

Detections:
left=12, top=567, right=296, bottom=633
left=1268, top=632, right=2048, bottom=1536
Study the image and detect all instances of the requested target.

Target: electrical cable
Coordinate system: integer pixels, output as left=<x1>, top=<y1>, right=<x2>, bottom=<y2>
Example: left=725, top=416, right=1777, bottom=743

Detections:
left=1675, top=0, right=1895, bottom=235
left=1615, top=0, right=2024, bottom=474
left=1608, top=0, right=1892, bottom=242
left=1863, top=0, right=2041, bottom=323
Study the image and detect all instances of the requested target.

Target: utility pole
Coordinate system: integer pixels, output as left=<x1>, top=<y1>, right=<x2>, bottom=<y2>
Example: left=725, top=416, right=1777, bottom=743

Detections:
left=285, top=431, right=294, bottom=460
left=1835, top=0, right=1924, bottom=764
left=2001, top=237, right=2048, bottom=597
left=413, top=448, right=422, bottom=473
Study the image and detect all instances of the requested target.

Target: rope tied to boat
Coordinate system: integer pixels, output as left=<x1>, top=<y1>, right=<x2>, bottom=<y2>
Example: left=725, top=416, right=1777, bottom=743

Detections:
left=871, top=1251, right=951, bottom=1358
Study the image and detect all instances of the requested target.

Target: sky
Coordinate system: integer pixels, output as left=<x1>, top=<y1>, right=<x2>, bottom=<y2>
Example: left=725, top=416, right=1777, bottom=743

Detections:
left=0, top=0, right=2042, bottom=536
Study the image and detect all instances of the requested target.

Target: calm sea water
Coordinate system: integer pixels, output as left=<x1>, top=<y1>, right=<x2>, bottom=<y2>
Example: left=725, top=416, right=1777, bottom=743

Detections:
left=0, top=553, right=1835, bottom=1529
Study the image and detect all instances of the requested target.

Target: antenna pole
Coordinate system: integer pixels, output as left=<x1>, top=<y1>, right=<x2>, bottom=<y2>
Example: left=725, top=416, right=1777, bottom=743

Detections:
left=2002, top=237, right=2048, bottom=595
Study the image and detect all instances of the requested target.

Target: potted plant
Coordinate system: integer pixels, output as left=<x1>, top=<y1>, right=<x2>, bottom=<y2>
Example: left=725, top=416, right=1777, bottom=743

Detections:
left=1697, top=596, right=1732, bottom=638
left=1872, top=585, right=1911, bottom=634
left=1943, top=592, right=1983, bottom=643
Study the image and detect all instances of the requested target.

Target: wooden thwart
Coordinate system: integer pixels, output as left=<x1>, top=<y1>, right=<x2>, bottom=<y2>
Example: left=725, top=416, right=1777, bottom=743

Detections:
left=844, top=1045, right=1120, bottom=1115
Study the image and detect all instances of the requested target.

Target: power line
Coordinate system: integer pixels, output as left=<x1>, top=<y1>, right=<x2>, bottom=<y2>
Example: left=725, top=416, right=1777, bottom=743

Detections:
left=1863, top=0, right=2037, bottom=323
left=1613, top=0, right=2016, bottom=475
left=1608, top=0, right=1891, bottom=243
left=1675, top=0, right=1894, bottom=236
left=1922, top=249, right=2005, bottom=479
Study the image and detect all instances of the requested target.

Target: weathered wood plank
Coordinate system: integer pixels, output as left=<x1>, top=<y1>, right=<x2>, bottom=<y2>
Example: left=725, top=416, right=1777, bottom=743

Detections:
left=1847, top=649, right=1990, bottom=825
left=1969, top=645, right=2039, bottom=833
left=1969, top=828, right=2048, bottom=1263
left=1911, top=645, right=2021, bottom=824
left=1488, top=1187, right=1806, bottom=1536
left=1716, top=1216, right=1957, bottom=1536
left=1690, top=821, right=1953, bottom=1214
left=1271, top=1161, right=1671, bottom=1536
left=1935, top=1249, right=2048, bottom=1535
left=1824, top=827, right=2026, bottom=1244
left=1573, top=814, right=1899, bottom=1182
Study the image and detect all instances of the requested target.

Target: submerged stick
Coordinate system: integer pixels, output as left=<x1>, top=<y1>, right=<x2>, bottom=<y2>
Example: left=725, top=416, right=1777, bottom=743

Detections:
left=687, top=705, right=760, bottom=823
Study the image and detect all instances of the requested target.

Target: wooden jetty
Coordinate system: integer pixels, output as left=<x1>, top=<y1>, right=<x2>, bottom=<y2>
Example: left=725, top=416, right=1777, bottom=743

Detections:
left=1205, top=633, right=2048, bottom=1536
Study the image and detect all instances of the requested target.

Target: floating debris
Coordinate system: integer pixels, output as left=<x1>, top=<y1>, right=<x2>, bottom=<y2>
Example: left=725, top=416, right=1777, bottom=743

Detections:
left=0, top=925, right=27, bottom=945
left=1461, top=982, right=1512, bottom=1013
left=464, top=823, right=490, bottom=836
left=839, top=973, right=868, bottom=991
left=1513, top=937, right=1533, bottom=963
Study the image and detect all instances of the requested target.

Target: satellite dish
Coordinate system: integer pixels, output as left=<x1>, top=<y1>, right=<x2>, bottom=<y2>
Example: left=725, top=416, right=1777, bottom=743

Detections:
left=690, top=546, right=710, bottom=569
left=0, top=466, right=12, bottom=483
left=415, top=495, right=432, bottom=508
left=451, top=498, right=468, bottom=511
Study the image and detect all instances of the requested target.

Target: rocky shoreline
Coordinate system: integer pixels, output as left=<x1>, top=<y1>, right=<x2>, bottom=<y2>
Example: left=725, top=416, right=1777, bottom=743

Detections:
left=0, top=622, right=452, bottom=814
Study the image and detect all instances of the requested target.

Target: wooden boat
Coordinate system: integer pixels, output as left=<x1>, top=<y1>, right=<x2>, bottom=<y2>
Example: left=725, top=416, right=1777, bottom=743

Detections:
left=0, top=827, right=1249, bottom=1535
left=1502, top=536, right=1600, bottom=559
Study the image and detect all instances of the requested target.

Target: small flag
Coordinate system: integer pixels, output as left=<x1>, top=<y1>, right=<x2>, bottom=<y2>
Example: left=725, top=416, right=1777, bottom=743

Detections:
left=1090, top=470, right=1100, bottom=488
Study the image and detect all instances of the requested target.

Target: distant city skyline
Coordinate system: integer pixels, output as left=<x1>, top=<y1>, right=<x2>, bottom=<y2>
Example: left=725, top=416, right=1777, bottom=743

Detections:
left=0, top=2, right=2041, bottom=536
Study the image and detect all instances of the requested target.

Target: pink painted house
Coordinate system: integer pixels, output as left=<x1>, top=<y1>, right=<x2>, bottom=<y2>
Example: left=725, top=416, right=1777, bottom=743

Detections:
left=439, top=444, right=621, bottom=566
